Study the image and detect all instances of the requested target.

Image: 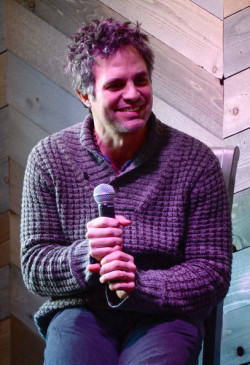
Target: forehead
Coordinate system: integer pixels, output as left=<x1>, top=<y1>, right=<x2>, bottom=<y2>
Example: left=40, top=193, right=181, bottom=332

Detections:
left=94, top=46, right=148, bottom=81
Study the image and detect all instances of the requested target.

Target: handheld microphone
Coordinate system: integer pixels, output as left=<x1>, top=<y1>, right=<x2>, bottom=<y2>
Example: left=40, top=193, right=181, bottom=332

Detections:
left=93, top=183, right=115, bottom=218
left=93, top=184, right=127, bottom=299
left=90, top=184, right=115, bottom=265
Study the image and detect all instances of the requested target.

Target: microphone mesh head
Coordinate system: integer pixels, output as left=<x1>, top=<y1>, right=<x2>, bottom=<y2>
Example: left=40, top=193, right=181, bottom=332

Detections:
left=93, top=184, right=115, bottom=204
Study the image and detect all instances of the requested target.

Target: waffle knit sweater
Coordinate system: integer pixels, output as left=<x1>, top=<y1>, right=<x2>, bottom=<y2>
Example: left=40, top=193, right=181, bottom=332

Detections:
left=21, top=113, right=232, bottom=339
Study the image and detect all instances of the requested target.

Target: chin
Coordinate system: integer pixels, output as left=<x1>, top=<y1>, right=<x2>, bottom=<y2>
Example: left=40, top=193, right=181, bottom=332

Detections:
left=117, top=118, right=148, bottom=134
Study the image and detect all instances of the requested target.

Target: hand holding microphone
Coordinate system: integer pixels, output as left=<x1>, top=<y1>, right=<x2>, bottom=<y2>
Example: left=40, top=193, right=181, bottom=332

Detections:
left=86, top=184, right=136, bottom=299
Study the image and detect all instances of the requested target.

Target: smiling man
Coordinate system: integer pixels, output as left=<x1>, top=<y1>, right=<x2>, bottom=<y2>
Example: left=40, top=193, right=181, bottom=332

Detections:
left=78, top=45, right=153, bottom=172
left=21, top=19, right=232, bottom=365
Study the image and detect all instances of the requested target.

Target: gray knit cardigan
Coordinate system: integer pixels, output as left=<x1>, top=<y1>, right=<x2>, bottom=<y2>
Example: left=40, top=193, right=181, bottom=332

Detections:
left=21, top=113, right=232, bottom=339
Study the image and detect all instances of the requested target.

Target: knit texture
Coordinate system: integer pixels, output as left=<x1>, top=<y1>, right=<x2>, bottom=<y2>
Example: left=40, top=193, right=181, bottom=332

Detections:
left=21, top=113, right=232, bottom=339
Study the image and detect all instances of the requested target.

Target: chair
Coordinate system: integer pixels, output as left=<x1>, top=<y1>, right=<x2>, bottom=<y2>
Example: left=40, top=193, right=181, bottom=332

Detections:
left=202, top=146, right=240, bottom=365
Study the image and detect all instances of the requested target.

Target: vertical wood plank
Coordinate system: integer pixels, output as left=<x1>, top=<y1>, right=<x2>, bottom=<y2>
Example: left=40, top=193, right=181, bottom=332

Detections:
left=0, top=107, right=8, bottom=160
left=0, top=0, right=7, bottom=53
left=222, top=248, right=250, bottom=363
left=0, top=157, right=9, bottom=214
left=0, top=212, right=9, bottom=244
left=0, top=52, right=7, bottom=108
left=0, top=318, right=11, bottom=365
left=0, top=265, right=10, bottom=320
left=11, top=315, right=45, bottom=365
left=224, top=7, right=250, bottom=78
left=10, top=265, right=48, bottom=334
left=9, top=212, right=21, bottom=268
left=223, top=68, right=250, bottom=137
left=9, top=159, right=24, bottom=217
left=224, top=128, right=250, bottom=193
left=232, top=188, right=250, bottom=250
left=0, top=241, right=10, bottom=268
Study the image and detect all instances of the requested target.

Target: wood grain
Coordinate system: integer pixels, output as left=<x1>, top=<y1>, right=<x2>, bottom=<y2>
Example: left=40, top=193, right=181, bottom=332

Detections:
left=0, top=241, right=10, bottom=268
left=14, top=0, right=125, bottom=38
left=224, top=67, right=250, bottom=138
left=10, top=264, right=48, bottom=334
left=8, top=52, right=87, bottom=135
left=0, top=212, right=9, bottom=244
left=191, top=0, right=223, bottom=20
left=0, top=107, right=8, bottom=160
left=151, top=36, right=223, bottom=138
left=7, top=0, right=72, bottom=93
left=222, top=305, right=250, bottom=364
left=0, top=52, right=7, bottom=109
left=224, top=247, right=250, bottom=312
left=0, top=265, right=9, bottom=320
left=153, top=96, right=222, bottom=147
left=11, top=315, right=45, bottom=365
left=10, top=212, right=21, bottom=268
left=100, top=0, right=223, bottom=78
left=9, top=159, right=24, bottom=217
left=224, top=0, right=250, bottom=18
left=232, top=188, right=250, bottom=250
left=224, top=6, right=250, bottom=78
left=221, top=247, right=250, bottom=364
left=224, top=128, right=250, bottom=193
left=8, top=0, right=223, bottom=137
left=8, top=107, right=49, bottom=169
left=0, top=318, right=10, bottom=365
left=0, top=0, right=7, bottom=53
left=0, top=157, right=9, bottom=214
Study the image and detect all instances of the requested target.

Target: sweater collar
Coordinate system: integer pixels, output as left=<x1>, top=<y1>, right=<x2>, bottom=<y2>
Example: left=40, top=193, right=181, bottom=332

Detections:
left=79, top=112, right=169, bottom=172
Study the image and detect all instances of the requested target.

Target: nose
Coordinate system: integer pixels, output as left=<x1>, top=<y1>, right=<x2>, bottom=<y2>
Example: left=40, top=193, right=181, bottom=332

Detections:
left=123, top=81, right=140, bottom=101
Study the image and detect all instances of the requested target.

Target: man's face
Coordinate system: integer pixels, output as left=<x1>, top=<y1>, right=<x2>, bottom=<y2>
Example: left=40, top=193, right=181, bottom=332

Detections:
left=83, top=46, right=153, bottom=138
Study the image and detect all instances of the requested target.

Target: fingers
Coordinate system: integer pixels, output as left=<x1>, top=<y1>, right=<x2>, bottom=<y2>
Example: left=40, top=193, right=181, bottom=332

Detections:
left=90, top=244, right=123, bottom=263
left=86, top=216, right=135, bottom=296
left=99, top=251, right=136, bottom=295
left=86, top=216, right=131, bottom=262
left=86, top=216, right=131, bottom=230
left=87, top=263, right=101, bottom=273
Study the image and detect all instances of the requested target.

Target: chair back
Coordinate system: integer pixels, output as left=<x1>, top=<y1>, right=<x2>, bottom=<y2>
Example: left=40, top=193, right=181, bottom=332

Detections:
left=202, top=146, right=240, bottom=365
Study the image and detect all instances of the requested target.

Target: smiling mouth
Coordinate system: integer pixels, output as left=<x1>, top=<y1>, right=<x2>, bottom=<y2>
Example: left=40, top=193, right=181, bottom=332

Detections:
left=118, top=105, right=142, bottom=112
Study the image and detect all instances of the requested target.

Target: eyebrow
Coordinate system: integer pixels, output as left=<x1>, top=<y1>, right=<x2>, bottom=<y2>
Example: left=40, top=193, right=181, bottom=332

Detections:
left=103, top=71, right=150, bottom=86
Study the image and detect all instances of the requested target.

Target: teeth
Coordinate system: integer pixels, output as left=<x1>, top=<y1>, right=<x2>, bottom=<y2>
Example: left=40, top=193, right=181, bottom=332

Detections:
left=120, top=106, right=141, bottom=112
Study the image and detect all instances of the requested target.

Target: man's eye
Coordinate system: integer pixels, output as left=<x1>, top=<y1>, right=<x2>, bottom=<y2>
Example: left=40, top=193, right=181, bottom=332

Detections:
left=135, top=77, right=149, bottom=86
left=107, top=82, right=124, bottom=91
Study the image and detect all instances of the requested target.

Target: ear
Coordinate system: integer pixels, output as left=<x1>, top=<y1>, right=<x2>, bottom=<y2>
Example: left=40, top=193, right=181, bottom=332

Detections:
left=77, top=90, right=92, bottom=108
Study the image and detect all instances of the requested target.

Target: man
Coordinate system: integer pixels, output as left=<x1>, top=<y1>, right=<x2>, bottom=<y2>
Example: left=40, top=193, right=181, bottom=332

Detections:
left=21, top=19, right=232, bottom=364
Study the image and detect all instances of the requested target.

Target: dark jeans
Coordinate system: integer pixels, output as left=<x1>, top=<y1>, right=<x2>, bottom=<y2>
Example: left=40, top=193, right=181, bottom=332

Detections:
left=44, top=307, right=202, bottom=365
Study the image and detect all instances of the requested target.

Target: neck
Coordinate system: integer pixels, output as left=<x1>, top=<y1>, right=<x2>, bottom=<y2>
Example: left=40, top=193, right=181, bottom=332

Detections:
left=94, top=126, right=148, bottom=172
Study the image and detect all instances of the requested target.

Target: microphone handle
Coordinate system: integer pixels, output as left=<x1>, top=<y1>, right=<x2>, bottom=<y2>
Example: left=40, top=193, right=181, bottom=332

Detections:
left=98, top=203, right=115, bottom=218
left=92, top=202, right=127, bottom=298
left=89, top=203, right=115, bottom=265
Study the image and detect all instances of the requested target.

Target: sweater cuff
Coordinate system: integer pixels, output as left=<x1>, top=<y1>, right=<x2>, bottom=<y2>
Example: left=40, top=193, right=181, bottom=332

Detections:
left=71, top=239, right=100, bottom=288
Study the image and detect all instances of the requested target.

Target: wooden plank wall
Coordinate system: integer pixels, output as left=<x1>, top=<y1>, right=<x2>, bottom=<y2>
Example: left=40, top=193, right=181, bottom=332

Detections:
left=2, top=0, right=250, bottom=363
left=0, top=0, right=10, bottom=363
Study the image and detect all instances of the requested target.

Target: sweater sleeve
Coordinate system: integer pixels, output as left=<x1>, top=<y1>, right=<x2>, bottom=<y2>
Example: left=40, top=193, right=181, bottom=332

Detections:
left=20, top=146, right=95, bottom=298
left=108, top=153, right=232, bottom=317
